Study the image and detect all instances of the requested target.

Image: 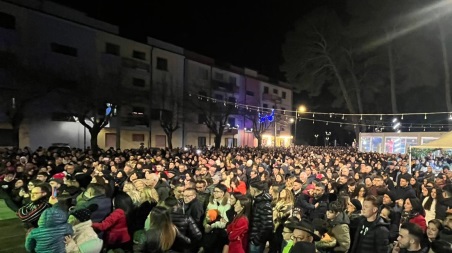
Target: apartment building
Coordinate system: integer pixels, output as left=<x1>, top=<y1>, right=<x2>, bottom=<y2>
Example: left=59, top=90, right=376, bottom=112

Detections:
left=0, top=0, right=293, bottom=149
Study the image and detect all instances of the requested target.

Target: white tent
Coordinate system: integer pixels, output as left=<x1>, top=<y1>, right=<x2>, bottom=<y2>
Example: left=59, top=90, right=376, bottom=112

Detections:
left=409, top=131, right=452, bottom=172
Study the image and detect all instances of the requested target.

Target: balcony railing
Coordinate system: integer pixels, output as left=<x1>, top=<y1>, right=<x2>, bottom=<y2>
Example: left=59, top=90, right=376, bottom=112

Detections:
left=122, top=57, right=150, bottom=71
left=211, top=80, right=239, bottom=93
left=262, top=93, right=282, bottom=102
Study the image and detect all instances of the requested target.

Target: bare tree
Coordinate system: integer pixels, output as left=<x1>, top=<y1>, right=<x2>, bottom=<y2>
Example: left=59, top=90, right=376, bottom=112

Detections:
left=158, top=82, right=181, bottom=149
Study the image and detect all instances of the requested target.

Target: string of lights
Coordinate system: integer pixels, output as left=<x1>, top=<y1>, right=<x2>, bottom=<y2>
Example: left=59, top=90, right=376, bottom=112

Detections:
left=189, top=93, right=452, bottom=118
left=188, top=93, right=452, bottom=131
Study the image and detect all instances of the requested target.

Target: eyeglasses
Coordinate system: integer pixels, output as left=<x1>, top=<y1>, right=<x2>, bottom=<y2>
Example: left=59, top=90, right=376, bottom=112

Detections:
left=291, top=235, right=304, bottom=242
left=30, top=192, right=44, bottom=195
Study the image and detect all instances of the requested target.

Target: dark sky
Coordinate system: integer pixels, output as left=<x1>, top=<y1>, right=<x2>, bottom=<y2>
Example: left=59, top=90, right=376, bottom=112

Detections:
left=52, top=0, right=342, bottom=81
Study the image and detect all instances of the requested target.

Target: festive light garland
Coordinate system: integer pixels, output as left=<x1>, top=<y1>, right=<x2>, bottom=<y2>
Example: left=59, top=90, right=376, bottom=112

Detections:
left=188, top=93, right=452, bottom=130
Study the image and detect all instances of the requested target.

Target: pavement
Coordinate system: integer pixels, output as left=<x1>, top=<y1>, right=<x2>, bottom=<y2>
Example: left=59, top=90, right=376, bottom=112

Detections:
left=0, top=200, right=26, bottom=253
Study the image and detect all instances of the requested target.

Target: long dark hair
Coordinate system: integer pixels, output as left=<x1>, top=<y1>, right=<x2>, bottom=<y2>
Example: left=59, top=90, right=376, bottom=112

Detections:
left=114, top=191, right=134, bottom=216
left=234, top=196, right=251, bottom=221
left=423, top=187, right=434, bottom=211
left=405, top=197, right=425, bottom=216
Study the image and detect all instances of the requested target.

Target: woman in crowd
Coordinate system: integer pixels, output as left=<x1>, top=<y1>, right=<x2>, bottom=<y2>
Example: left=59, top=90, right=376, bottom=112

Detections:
left=401, top=197, right=427, bottom=232
left=427, top=219, right=444, bottom=253
left=138, top=206, right=190, bottom=253
left=353, top=184, right=368, bottom=206
left=423, top=187, right=436, bottom=223
left=270, top=188, right=294, bottom=253
left=203, top=184, right=230, bottom=253
left=227, top=196, right=251, bottom=253
left=92, top=191, right=133, bottom=251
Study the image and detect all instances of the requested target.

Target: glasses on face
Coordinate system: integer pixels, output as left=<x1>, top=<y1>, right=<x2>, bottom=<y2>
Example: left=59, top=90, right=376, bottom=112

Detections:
left=291, top=235, right=304, bottom=242
left=31, top=192, right=44, bottom=195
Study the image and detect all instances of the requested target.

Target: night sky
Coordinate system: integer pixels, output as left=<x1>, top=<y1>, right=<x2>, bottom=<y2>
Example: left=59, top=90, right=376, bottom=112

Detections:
left=52, top=0, right=343, bottom=81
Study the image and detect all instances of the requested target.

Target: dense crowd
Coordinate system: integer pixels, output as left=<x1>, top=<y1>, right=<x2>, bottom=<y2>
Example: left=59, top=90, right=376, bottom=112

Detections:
left=0, top=145, right=452, bottom=253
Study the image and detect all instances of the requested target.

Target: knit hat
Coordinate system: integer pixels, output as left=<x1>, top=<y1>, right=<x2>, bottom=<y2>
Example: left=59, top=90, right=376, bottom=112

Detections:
left=72, top=204, right=98, bottom=222
left=75, top=173, right=92, bottom=189
left=206, top=209, right=220, bottom=223
left=350, top=199, right=362, bottom=211
left=49, top=173, right=65, bottom=185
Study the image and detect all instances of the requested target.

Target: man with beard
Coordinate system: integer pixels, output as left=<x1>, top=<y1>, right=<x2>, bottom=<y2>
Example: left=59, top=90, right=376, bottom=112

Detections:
left=307, top=181, right=329, bottom=221
left=17, top=183, right=51, bottom=228
left=392, top=223, right=428, bottom=253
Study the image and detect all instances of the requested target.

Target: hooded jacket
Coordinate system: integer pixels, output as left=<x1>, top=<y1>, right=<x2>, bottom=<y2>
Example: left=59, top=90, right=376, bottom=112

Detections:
left=250, top=192, right=274, bottom=245
left=327, top=212, right=351, bottom=253
left=350, top=217, right=389, bottom=253
left=25, top=207, right=73, bottom=253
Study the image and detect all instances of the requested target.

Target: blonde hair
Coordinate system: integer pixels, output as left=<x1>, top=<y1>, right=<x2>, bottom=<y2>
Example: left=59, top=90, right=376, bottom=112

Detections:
left=141, top=187, right=159, bottom=203
left=278, top=188, right=295, bottom=205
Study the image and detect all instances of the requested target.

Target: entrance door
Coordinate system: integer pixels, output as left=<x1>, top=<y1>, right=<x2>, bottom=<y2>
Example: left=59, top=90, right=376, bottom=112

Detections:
left=105, top=133, right=116, bottom=149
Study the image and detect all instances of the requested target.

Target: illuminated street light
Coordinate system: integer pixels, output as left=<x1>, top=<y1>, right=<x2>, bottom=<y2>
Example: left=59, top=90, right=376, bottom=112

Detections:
left=294, top=105, right=307, bottom=146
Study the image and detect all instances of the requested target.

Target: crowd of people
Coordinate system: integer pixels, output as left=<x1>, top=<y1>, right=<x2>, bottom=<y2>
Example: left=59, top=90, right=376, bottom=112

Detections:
left=0, top=145, right=452, bottom=253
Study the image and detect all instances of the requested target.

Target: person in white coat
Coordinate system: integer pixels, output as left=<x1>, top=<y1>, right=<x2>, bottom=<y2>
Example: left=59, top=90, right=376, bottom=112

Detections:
left=65, top=204, right=103, bottom=253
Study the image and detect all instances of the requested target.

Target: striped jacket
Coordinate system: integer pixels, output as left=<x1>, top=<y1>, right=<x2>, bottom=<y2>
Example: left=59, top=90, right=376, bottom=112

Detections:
left=17, top=198, right=50, bottom=228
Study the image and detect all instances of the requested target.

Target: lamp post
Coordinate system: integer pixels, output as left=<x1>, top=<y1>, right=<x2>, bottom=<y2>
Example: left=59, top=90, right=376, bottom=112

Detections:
left=314, top=134, right=319, bottom=146
left=294, top=105, right=307, bottom=145
left=325, top=131, right=331, bottom=146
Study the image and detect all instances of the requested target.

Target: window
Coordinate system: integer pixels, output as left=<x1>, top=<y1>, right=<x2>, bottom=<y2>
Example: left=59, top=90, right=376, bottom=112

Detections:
left=246, top=90, right=254, bottom=96
left=132, top=106, right=145, bottom=115
left=198, top=114, right=206, bottom=124
left=199, top=68, right=208, bottom=80
left=0, top=12, right=15, bottom=29
left=229, top=76, right=236, bottom=84
left=228, top=117, right=236, bottom=127
left=214, top=94, right=223, bottom=100
left=263, top=104, right=268, bottom=108
left=50, top=43, right=77, bottom=57
left=198, top=137, right=206, bottom=147
left=133, top=50, right=146, bottom=60
left=132, top=134, right=145, bottom=142
left=105, top=43, right=120, bottom=55
left=282, top=91, right=286, bottom=99
left=156, top=57, right=168, bottom=71
left=214, top=72, right=223, bottom=80
left=228, top=97, right=236, bottom=103
left=263, top=86, right=269, bottom=94
left=132, top=78, right=145, bottom=87
left=273, top=88, right=278, bottom=94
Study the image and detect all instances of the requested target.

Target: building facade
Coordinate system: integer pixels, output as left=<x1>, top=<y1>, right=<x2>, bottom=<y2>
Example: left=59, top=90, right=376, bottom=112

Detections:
left=0, top=0, right=293, bottom=150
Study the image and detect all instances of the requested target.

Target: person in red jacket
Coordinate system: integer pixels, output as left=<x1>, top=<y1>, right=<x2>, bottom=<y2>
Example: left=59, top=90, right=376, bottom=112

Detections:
left=230, top=177, right=247, bottom=195
left=227, top=196, right=251, bottom=253
left=92, top=192, right=132, bottom=251
left=401, top=197, right=427, bottom=232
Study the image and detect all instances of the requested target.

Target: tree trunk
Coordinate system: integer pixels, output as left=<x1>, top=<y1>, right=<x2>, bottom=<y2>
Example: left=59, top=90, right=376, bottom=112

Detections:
left=166, top=131, right=173, bottom=150
left=12, top=128, right=19, bottom=148
left=387, top=41, right=398, bottom=114
left=214, top=134, right=222, bottom=149
left=327, top=56, right=356, bottom=115
left=90, top=129, right=100, bottom=156
left=437, top=17, right=452, bottom=114
left=257, top=136, right=262, bottom=149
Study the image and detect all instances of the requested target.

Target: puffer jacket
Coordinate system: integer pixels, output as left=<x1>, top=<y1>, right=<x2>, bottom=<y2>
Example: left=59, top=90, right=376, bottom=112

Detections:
left=308, top=193, right=329, bottom=221
left=25, top=207, right=73, bottom=253
left=250, top=192, right=274, bottom=245
left=171, top=208, right=202, bottom=241
left=350, top=217, right=389, bottom=253
left=66, top=220, right=103, bottom=253
left=330, top=212, right=351, bottom=253
left=92, top=208, right=131, bottom=247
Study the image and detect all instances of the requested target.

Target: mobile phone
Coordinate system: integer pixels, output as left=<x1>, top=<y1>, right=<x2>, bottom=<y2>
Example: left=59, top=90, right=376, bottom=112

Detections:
left=52, top=187, right=58, bottom=198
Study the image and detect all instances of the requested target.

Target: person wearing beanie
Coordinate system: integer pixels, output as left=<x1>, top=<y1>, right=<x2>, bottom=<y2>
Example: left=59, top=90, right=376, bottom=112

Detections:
left=65, top=204, right=103, bottom=253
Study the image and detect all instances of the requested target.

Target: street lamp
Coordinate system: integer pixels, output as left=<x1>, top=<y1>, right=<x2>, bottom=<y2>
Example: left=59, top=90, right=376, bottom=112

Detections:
left=294, top=105, right=307, bottom=145
left=314, top=134, right=319, bottom=146
left=325, top=131, right=331, bottom=146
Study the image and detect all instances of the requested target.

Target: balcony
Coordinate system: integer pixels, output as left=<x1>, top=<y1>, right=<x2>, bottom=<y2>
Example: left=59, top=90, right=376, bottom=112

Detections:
left=211, top=80, right=239, bottom=93
left=262, top=93, right=282, bottom=103
left=122, top=57, right=150, bottom=71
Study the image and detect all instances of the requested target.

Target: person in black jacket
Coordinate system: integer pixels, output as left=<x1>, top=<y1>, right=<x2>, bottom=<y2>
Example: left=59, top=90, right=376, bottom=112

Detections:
left=164, top=196, right=202, bottom=253
left=392, top=222, right=429, bottom=253
left=308, top=181, right=329, bottom=221
left=351, top=195, right=390, bottom=253
left=249, top=181, right=274, bottom=253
